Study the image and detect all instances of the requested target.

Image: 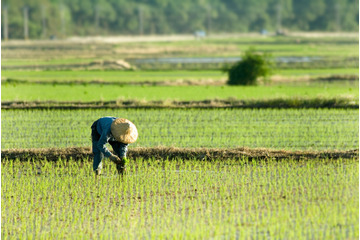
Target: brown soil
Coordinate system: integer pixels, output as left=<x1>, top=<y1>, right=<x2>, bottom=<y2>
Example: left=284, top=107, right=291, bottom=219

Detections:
left=270, top=74, right=359, bottom=83
left=2, top=78, right=227, bottom=86
left=2, top=147, right=358, bottom=162
left=316, top=75, right=359, bottom=81
left=2, top=97, right=358, bottom=110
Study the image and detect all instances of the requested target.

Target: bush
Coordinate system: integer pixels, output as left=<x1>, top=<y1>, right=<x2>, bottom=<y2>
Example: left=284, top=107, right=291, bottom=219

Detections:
left=227, top=48, right=272, bottom=86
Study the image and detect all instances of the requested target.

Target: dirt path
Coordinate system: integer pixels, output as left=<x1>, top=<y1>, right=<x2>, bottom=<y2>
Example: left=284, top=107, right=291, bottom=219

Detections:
left=2, top=147, right=358, bottom=162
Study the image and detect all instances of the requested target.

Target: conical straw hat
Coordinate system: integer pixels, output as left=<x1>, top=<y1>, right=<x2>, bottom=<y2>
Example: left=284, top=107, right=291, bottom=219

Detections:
left=111, top=118, right=138, bottom=144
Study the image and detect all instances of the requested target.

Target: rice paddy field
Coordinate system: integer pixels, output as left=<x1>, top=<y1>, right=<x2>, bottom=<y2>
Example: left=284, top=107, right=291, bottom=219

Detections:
left=2, top=84, right=358, bottom=102
left=1, top=108, right=359, bottom=150
left=2, top=35, right=358, bottom=64
left=2, top=158, right=358, bottom=239
left=2, top=34, right=359, bottom=239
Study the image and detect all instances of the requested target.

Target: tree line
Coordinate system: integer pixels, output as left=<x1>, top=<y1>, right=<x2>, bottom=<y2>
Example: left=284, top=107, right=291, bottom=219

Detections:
left=2, top=0, right=358, bottom=39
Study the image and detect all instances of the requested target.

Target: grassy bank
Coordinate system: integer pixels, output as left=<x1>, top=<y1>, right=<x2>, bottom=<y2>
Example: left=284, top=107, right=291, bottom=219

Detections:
left=2, top=68, right=358, bottom=83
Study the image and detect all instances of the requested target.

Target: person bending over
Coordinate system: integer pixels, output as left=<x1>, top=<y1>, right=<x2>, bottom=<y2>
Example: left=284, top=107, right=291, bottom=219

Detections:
left=91, top=117, right=138, bottom=176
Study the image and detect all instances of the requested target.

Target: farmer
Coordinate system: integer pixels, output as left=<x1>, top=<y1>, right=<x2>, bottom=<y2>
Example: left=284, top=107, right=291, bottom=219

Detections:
left=91, top=117, right=138, bottom=176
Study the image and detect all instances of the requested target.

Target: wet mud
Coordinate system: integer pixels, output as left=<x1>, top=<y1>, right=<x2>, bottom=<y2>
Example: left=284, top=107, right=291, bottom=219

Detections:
left=2, top=147, right=358, bottom=162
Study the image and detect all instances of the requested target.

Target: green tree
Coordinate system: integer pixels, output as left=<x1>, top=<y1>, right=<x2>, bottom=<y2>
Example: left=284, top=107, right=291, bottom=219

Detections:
left=317, top=0, right=359, bottom=31
left=1, top=0, right=359, bottom=39
left=292, top=0, right=326, bottom=30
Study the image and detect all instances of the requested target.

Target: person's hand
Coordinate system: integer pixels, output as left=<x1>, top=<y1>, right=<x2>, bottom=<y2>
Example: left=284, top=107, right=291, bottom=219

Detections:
left=109, top=154, right=121, bottom=164
left=116, top=164, right=126, bottom=175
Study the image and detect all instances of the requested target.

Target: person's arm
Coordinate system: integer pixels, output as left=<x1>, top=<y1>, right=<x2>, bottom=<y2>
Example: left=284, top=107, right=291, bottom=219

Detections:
left=118, top=143, right=128, bottom=158
left=116, top=143, right=129, bottom=175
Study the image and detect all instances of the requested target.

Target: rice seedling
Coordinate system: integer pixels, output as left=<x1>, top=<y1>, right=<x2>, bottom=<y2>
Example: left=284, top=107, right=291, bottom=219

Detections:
left=2, top=157, right=358, bottom=239
left=2, top=109, right=358, bottom=150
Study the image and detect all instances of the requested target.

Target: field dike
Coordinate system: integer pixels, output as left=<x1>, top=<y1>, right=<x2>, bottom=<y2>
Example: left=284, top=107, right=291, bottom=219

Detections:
left=1, top=97, right=358, bottom=109
left=2, top=60, right=135, bottom=71
left=2, top=74, right=358, bottom=86
left=2, top=147, right=358, bottom=162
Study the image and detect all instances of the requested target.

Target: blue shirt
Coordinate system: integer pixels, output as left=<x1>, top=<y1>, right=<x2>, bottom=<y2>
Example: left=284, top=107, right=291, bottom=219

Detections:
left=95, top=117, right=128, bottom=158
